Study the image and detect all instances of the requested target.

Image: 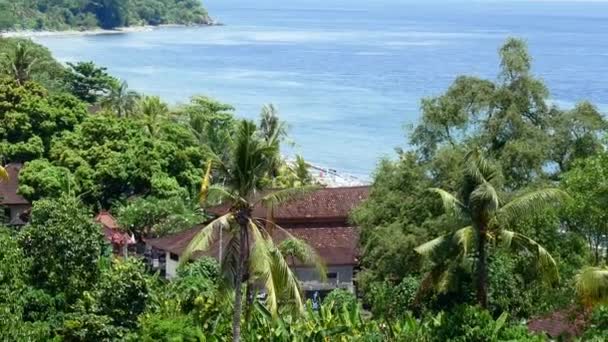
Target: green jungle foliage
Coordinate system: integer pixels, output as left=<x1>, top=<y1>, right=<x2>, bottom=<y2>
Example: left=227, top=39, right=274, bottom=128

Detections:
left=0, top=36, right=607, bottom=341
left=0, top=0, right=211, bottom=31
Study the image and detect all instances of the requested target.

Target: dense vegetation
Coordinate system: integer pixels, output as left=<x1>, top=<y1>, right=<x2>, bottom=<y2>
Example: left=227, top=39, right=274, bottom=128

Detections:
left=1, top=36, right=607, bottom=341
left=0, top=0, right=211, bottom=31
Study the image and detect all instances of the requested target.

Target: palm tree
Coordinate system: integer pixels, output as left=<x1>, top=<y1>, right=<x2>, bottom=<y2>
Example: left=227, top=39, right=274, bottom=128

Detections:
left=101, top=80, right=140, bottom=118
left=0, top=42, right=41, bottom=86
left=182, top=120, right=320, bottom=342
left=576, top=266, right=608, bottom=307
left=415, top=150, right=567, bottom=308
left=138, top=95, right=169, bottom=136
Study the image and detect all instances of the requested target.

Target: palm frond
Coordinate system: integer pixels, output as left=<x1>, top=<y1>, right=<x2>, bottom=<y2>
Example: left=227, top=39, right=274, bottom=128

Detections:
left=0, top=165, right=8, bottom=183
left=256, top=185, right=318, bottom=207
left=429, top=188, right=467, bottom=217
left=414, top=234, right=448, bottom=256
left=575, top=266, right=608, bottom=307
left=205, top=184, right=238, bottom=207
left=415, top=226, right=473, bottom=260
left=249, top=221, right=304, bottom=315
left=278, top=238, right=327, bottom=280
left=180, top=214, right=233, bottom=264
left=249, top=221, right=279, bottom=314
left=498, top=189, right=570, bottom=227
left=501, top=230, right=559, bottom=284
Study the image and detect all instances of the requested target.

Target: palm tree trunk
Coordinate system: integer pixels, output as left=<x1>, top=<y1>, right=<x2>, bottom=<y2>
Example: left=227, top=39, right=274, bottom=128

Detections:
left=232, top=223, right=246, bottom=342
left=476, top=227, right=489, bottom=308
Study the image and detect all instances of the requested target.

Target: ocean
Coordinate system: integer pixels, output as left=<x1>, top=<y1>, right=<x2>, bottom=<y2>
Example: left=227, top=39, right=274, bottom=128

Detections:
left=33, top=0, right=608, bottom=179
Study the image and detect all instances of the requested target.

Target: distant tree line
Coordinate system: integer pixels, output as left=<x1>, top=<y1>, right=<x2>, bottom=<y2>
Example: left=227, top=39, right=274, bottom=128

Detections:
left=0, top=0, right=212, bottom=31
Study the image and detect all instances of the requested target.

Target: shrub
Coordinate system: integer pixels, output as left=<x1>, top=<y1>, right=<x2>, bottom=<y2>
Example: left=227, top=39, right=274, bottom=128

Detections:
left=323, top=288, right=358, bottom=311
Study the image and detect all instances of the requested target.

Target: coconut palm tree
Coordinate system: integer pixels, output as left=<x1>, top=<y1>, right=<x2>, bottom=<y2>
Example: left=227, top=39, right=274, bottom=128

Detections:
left=576, top=266, right=608, bottom=307
left=101, top=80, right=140, bottom=118
left=182, top=120, right=320, bottom=342
left=415, top=150, right=568, bottom=308
left=138, top=95, right=169, bottom=136
left=0, top=42, right=41, bottom=85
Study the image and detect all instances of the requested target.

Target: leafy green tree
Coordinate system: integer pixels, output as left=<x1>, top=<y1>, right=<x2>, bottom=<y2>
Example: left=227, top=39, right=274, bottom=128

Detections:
left=117, top=196, right=204, bottom=241
left=94, top=258, right=151, bottom=328
left=562, top=152, right=608, bottom=264
left=20, top=114, right=204, bottom=206
left=64, top=61, right=118, bottom=103
left=182, top=120, right=319, bottom=342
left=178, top=96, right=236, bottom=158
left=20, top=195, right=105, bottom=303
left=352, top=153, right=436, bottom=286
left=415, top=150, right=566, bottom=308
left=409, top=38, right=607, bottom=188
left=0, top=78, right=88, bottom=162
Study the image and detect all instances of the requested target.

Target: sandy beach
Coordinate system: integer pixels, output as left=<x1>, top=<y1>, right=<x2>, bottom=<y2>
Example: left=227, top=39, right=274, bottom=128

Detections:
left=0, top=24, right=196, bottom=38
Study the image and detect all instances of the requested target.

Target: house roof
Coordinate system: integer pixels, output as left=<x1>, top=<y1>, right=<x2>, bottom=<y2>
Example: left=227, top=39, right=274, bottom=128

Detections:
left=146, top=225, right=359, bottom=266
left=209, top=186, right=370, bottom=221
left=527, top=307, right=588, bottom=339
left=95, top=211, right=133, bottom=246
left=0, top=163, right=29, bottom=205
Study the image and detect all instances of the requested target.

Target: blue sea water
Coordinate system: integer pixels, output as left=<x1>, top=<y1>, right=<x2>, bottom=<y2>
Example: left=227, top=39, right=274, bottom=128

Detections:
left=33, top=0, right=608, bottom=178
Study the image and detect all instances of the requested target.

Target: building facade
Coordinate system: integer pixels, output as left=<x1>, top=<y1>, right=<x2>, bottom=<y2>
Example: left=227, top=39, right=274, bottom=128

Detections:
left=147, top=186, right=369, bottom=297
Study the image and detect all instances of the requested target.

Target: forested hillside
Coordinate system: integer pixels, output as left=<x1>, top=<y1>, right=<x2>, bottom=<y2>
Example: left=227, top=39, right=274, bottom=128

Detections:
left=0, top=0, right=212, bottom=31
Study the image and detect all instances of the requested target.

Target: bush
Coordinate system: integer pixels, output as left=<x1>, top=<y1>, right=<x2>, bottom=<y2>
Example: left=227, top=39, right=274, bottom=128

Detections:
left=134, top=314, right=205, bottom=342
left=582, top=305, right=608, bottom=340
left=365, top=276, right=420, bottom=319
left=323, top=288, right=358, bottom=311
left=431, top=305, right=542, bottom=342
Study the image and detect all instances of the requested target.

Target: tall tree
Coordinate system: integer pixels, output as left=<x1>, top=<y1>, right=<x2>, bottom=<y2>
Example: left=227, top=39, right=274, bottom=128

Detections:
left=101, top=80, right=140, bottom=118
left=138, top=95, right=169, bottom=137
left=0, top=42, right=43, bottom=85
left=64, top=61, right=118, bottom=103
left=415, top=150, right=566, bottom=308
left=182, top=120, right=319, bottom=342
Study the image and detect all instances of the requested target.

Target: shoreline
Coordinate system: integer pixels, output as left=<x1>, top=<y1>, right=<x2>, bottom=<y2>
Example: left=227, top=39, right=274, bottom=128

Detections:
left=0, top=23, right=218, bottom=39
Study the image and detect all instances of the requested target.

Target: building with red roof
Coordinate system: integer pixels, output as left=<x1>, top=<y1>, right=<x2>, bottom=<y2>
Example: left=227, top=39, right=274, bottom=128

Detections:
left=0, top=164, right=30, bottom=225
left=147, top=186, right=369, bottom=295
left=95, top=211, right=135, bottom=256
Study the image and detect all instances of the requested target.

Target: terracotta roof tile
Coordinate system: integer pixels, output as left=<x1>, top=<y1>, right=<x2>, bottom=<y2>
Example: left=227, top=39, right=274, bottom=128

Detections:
left=527, top=307, right=588, bottom=339
left=95, top=211, right=133, bottom=246
left=209, top=186, right=370, bottom=222
left=147, top=225, right=359, bottom=266
left=0, top=163, right=29, bottom=205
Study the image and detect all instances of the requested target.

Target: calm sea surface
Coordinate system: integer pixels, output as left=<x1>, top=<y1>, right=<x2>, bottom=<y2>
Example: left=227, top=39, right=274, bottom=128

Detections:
left=34, top=0, right=608, bottom=178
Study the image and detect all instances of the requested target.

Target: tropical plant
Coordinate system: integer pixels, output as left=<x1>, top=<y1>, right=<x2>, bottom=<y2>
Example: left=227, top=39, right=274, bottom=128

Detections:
left=415, top=150, right=567, bottom=308
left=101, top=80, right=140, bottom=117
left=0, top=42, right=43, bottom=85
left=576, top=266, right=608, bottom=307
left=182, top=120, right=320, bottom=342
left=138, top=95, right=170, bottom=136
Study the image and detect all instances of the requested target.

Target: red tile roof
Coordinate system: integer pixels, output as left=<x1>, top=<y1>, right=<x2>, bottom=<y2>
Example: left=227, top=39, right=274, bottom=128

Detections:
left=209, top=186, right=370, bottom=222
left=148, top=187, right=368, bottom=266
left=0, top=163, right=29, bottom=205
left=147, top=225, right=359, bottom=266
left=95, top=211, right=133, bottom=246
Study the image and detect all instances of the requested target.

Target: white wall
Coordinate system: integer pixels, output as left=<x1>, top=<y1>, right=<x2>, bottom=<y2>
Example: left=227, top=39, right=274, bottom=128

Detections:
left=165, top=252, right=179, bottom=279
left=294, top=265, right=355, bottom=293
left=8, top=204, right=29, bottom=224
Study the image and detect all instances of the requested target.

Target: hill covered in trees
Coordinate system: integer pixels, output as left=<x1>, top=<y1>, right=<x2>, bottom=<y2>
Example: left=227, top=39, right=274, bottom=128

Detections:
left=0, top=0, right=212, bottom=31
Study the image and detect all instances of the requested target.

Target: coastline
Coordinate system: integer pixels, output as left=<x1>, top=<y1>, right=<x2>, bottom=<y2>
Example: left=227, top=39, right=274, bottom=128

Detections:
left=0, top=23, right=217, bottom=39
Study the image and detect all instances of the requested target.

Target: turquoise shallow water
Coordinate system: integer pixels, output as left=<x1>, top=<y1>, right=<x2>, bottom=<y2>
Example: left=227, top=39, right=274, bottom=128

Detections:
left=34, top=0, right=608, bottom=178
